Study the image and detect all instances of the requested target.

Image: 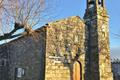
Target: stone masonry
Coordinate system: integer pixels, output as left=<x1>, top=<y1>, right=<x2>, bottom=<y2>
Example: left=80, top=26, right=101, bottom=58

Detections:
left=0, top=0, right=114, bottom=80
left=84, top=0, right=113, bottom=80
left=45, top=16, right=86, bottom=80
left=0, top=27, right=46, bottom=80
left=111, top=59, right=120, bottom=80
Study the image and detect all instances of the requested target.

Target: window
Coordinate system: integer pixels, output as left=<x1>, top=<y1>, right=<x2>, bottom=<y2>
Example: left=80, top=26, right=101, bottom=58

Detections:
left=15, top=68, right=25, bottom=78
left=74, top=35, right=79, bottom=43
left=0, top=59, right=7, bottom=66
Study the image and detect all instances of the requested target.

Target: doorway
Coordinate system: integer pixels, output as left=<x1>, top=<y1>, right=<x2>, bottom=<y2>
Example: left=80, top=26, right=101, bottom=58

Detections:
left=73, top=61, right=82, bottom=80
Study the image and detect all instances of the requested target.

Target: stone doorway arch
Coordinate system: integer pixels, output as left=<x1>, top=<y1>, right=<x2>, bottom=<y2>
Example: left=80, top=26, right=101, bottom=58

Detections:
left=72, top=61, right=82, bottom=80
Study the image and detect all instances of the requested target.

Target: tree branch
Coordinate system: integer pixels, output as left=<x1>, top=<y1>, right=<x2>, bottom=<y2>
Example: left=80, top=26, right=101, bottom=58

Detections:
left=0, top=22, right=24, bottom=41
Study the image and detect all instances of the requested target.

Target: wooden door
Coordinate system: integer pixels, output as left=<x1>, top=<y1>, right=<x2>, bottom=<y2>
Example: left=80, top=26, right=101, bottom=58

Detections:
left=73, top=61, right=82, bottom=80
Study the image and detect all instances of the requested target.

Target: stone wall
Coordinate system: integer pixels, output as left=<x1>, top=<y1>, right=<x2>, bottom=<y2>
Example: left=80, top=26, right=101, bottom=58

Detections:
left=111, top=61, right=120, bottom=80
left=0, top=45, right=9, bottom=80
left=0, top=16, right=86, bottom=80
left=45, top=16, right=86, bottom=80
left=0, top=27, right=46, bottom=80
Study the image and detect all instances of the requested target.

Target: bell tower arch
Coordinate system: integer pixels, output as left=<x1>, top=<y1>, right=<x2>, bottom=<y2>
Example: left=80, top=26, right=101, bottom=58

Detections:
left=86, top=0, right=105, bottom=8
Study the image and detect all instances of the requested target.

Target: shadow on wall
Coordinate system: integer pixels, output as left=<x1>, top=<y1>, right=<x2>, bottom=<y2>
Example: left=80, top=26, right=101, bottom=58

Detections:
left=84, top=22, right=100, bottom=80
left=111, top=59, right=120, bottom=80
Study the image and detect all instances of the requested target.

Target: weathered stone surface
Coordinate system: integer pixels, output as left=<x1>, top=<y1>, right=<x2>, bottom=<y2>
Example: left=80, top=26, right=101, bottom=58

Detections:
left=45, top=16, right=86, bottom=80
left=84, top=1, right=113, bottom=80
left=0, top=1, right=114, bottom=80
left=111, top=60, right=120, bottom=80
left=0, top=27, right=46, bottom=80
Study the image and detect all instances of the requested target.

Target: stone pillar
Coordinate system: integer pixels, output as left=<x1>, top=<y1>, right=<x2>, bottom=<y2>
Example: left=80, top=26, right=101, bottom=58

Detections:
left=87, top=0, right=89, bottom=9
left=95, top=0, right=99, bottom=7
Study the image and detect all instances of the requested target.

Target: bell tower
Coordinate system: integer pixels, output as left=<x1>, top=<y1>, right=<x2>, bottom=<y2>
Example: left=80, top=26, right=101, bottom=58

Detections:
left=84, top=0, right=113, bottom=80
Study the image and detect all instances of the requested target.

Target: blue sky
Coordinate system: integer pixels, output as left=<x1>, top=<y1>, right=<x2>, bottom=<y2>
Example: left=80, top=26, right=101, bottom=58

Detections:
left=49, top=0, right=120, bottom=59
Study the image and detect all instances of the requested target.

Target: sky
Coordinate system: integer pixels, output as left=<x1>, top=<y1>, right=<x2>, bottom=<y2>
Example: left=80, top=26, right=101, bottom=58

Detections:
left=49, top=0, right=120, bottom=59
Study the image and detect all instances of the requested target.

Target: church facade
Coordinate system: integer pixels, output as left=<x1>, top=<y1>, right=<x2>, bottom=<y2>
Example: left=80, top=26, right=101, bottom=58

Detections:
left=0, top=0, right=113, bottom=80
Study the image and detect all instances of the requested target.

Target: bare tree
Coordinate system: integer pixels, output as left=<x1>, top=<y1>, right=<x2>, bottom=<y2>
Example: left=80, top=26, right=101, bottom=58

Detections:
left=0, top=0, right=3, bottom=8
left=0, top=0, right=4, bottom=20
left=0, top=0, right=57, bottom=41
left=0, top=0, right=4, bottom=36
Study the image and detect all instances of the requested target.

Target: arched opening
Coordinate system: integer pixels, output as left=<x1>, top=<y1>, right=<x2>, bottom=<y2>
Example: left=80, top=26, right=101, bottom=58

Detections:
left=73, top=61, right=82, bottom=80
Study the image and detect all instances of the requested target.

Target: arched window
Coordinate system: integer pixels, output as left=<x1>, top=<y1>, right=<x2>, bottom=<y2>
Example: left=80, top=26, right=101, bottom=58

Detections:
left=98, top=0, right=102, bottom=4
left=88, top=1, right=95, bottom=8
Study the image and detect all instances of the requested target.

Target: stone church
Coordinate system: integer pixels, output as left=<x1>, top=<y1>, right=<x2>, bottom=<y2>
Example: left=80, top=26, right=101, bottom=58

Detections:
left=0, top=0, right=114, bottom=80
